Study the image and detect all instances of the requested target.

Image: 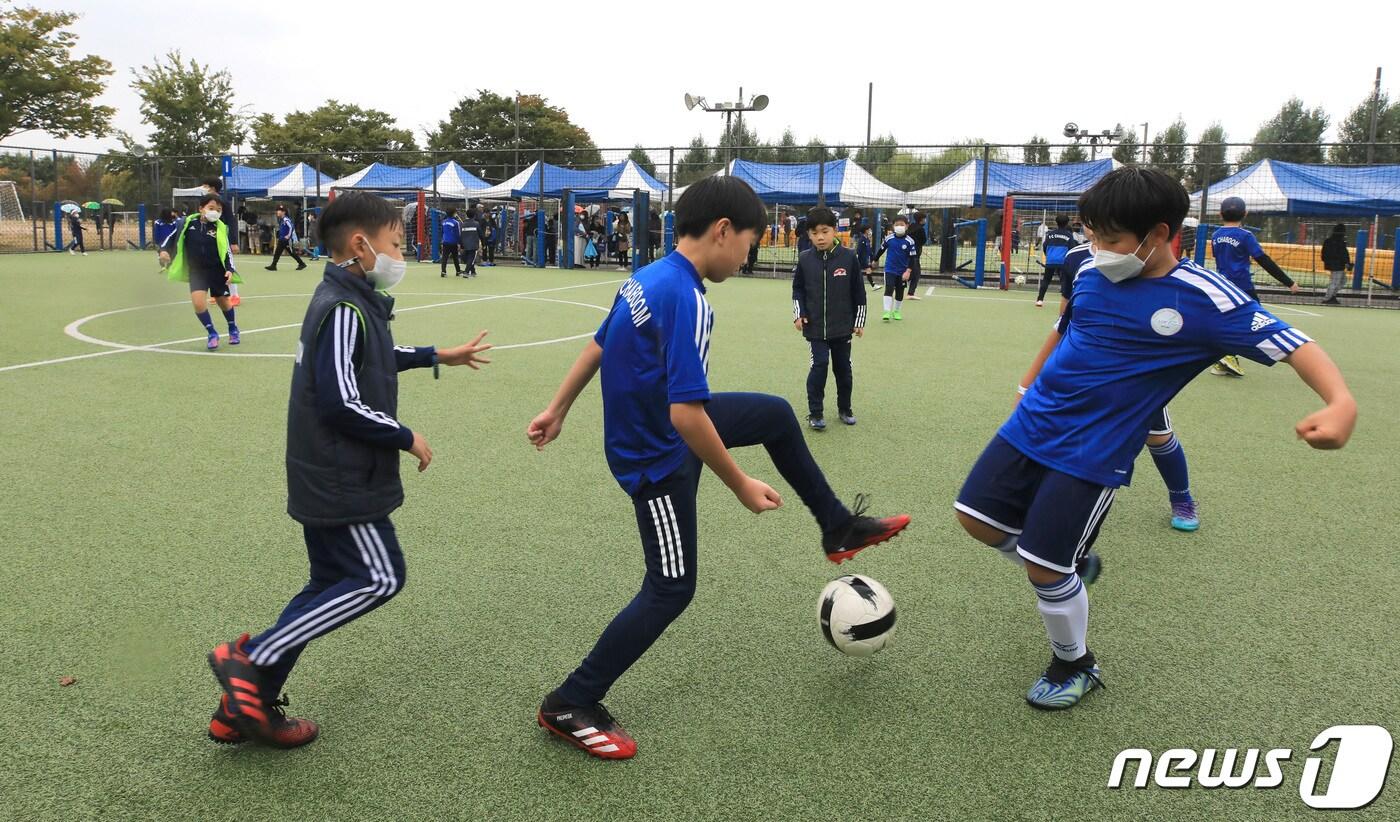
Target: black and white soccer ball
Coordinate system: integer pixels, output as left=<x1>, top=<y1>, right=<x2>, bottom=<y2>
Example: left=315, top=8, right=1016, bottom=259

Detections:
left=817, top=574, right=896, bottom=657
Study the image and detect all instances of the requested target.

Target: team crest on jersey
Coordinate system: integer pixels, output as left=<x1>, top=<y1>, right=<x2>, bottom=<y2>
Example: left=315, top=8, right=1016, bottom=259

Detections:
left=833, top=267, right=847, bottom=277
left=1250, top=312, right=1276, bottom=331
left=1150, top=308, right=1184, bottom=336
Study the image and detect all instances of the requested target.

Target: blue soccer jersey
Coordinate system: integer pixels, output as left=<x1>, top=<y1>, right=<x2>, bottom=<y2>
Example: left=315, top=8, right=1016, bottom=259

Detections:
left=1211, top=226, right=1264, bottom=294
left=595, top=251, right=715, bottom=494
left=1000, top=259, right=1310, bottom=487
left=876, top=235, right=917, bottom=274
left=1059, top=242, right=1094, bottom=300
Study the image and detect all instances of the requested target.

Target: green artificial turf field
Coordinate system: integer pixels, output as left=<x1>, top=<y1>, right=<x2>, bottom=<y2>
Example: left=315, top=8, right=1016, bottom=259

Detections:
left=1, top=251, right=1396, bottom=821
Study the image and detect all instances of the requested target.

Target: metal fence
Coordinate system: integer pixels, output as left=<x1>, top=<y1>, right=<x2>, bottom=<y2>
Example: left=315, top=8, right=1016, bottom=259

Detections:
left=3, top=141, right=1398, bottom=306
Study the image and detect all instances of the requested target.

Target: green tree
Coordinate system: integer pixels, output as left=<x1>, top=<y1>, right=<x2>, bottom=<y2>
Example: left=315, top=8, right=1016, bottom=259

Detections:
left=1023, top=136, right=1050, bottom=165
left=626, top=145, right=657, bottom=177
left=802, top=138, right=832, bottom=164
left=427, top=91, right=601, bottom=177
left=1239, top=98, right=1328, bottom=165
left=773, top=129, right=801, bottom=163
left=831, top=145, right=851, bottom=160
left=1330, top=91, right=1400, bottom=164
left=854, top=134, right=898, bottom=171
left=1060, top=143, right=1089, bottom=163
left=0, top=7, right=114, bottom=142
left=1148, top=118, right=1189, bottom=176
left=1112, top=124, right=1142, bottom=164
left=250, top=101, right=416, bottom=178
left=1188, top=123, right=1230, bottom=190
left=127, top=51, right=246, bottom=184
left=717, top=118, right=759, bottom=161
left=675, top=134, right=717, bottom=185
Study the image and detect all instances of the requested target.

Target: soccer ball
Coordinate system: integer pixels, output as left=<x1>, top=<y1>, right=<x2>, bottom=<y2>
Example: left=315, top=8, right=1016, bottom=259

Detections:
left=817, top=574, right=896, bottom=657
left=1014, top=274, right=1027, bottom=285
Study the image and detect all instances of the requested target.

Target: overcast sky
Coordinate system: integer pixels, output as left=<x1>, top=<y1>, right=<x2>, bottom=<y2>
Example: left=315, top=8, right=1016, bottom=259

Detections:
left=13, top=0, right=1399, bottom=159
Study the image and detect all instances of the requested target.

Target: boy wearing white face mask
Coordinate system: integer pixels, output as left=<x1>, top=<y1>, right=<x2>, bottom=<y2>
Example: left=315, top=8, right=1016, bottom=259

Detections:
left=872, top=214, right=916, bottom=321
left=205, top=193, right=493, bottom=749
left=161, top=193, right=241, bottom=349
left=955, top=167, right=1356, bottom=711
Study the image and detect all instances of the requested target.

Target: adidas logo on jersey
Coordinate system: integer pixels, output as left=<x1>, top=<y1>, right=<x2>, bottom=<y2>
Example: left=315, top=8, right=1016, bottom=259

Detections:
left=1250, top=312, right=1276, bottom=331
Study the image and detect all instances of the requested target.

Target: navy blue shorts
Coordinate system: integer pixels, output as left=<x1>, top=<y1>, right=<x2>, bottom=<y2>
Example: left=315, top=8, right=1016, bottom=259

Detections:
left=1148, top=406, right=1173, bottom=436
left=955, top=435, right=1116, bottom=574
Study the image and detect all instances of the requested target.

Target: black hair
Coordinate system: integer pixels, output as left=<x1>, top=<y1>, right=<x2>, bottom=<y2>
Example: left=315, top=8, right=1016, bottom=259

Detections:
left=1332, top=223, right=1346, bottom=236
left=673, top=175, right=767, bottom=238
left=805, top=206, right=837, bottom=230
left=319, top=192, right=404, bottom=254
left=1076, top=166, right=1189, bottom=240
left=1055, top=214, right=1069, bottom=228
left=198, top=193, right=221, bottom=207
left=891, top=214, right=908, bottom=225
left=1219, top=204, right=1246, bottom=222
left=446, top=206, right=457, bottom=217
left=200, top=177, right=223, bottom=193
left=275, top=204, right=286, bottom=214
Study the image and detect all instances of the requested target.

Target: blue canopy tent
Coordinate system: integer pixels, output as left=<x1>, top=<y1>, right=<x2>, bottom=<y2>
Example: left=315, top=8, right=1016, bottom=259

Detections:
left=671, top=159, right=909, bottom=207
left=172, top=162, right=334, bottom=199
left=1190, top=159, right=1400, bottom=216
left=470, top=160, right=667, bottom=201
left=905, top=158, right=1120, bottom=209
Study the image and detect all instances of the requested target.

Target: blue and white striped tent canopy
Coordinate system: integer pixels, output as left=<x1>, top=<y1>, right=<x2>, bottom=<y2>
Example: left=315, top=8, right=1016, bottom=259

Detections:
left=471, top=160, right=667, bottom=201
left=673, top=159, right=909, bottom=208
left=328, top=161, right=490, bottom=198
left=905, top=158, right=1120, bottom=209
left=1190, top=159, right=1400, bottom=216
left=172, top=162, right=335, bottom=199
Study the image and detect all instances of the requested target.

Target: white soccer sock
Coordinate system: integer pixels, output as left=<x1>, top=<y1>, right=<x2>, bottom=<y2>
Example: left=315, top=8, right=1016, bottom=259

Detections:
left=1033, top=574, right=1088, bottom=661
left=895, top=300, right=903, bottom=311
left=993, top=533, right=1024, bottom=567
left=883, top=295, right=893, bottom=312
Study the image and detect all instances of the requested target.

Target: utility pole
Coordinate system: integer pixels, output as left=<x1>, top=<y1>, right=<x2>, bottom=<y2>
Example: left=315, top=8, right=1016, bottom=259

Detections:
left=865, top=82, right=873, bottom=148
left=1366, top=67, right=1382, bottom=164
left=514, top=91, right=522, bottom=176
left=1141, top=122, right=1149, bottom=163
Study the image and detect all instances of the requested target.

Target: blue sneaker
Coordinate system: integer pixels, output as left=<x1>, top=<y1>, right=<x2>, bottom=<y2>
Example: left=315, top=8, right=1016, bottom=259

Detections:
left=228, top=327, right=240, bottom=345
left=1026, top=651, right=1103, bottom=710
left=1075, top=550, right=1102, bottom=585
left=807, top=415, right=826, bottom=432
left=1170, top=499, right=1199, bottom=531
left=206, top=332, right=220, bottom=351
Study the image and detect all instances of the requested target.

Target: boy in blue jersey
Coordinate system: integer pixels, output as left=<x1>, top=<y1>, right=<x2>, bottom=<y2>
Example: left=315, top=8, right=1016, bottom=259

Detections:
left=1055, top=233, right=1200, bottom=533
left=872, top=214, right=916, bottom=320
left=152, top=208, right=180, bottom=269
left=526, top=176, right=909, bottom=759
left=1209, top=196, right=1300, bottom=376
left=266, top=205, right=307, bottom=271
left=957, top=168, right=1355, bottom=710
left=439, top=207, right=462, bottom=276
left=1035, top=215, right=1076, bottom=307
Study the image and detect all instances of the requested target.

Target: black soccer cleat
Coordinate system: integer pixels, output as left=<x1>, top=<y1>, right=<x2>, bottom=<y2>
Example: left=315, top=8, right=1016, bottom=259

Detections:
left=822, top=494, right=910, bottom=563
left=1076, top=550, right=1103, bottom=585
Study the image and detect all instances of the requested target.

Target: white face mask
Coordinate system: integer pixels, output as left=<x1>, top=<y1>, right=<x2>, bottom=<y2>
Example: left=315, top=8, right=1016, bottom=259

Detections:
left=893, top=225, right=907, bottom=237
left=1093, top=238, right=1155, bottom=283
left=203, top=209, right=222, bottom=223
left=340, top=236, right=406, bottom=290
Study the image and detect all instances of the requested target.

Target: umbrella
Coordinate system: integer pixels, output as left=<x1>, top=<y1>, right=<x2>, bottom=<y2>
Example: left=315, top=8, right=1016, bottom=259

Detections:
left=82, top=201, right=101, bottom=210
left=61, top=203, right=81, bottom=215
left=101, top=198, right=124, bottom=206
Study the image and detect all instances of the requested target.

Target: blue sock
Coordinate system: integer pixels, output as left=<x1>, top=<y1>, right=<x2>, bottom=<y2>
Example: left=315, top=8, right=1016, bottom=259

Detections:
left=196, top=310, right=216, bottom=335
left=222, top=307, right=237, bottom=331
left=1149, top=434, right=1192, bottom=503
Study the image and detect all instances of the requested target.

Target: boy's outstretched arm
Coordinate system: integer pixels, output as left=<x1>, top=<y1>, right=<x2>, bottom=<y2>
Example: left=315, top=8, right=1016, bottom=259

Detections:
left=1285, top=342, right=1357, bottom=449
left=1015, top=324, right=1065, bottom=406
left=527, top=339, right=602, bottom=450
left=670, top=401, right=781, bottom=514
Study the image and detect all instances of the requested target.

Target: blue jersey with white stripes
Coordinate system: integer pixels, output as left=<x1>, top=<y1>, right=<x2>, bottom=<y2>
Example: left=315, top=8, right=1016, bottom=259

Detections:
left=594, top=251, right=714, bottom=494
left=1000, top=259, right=1309, bottom=487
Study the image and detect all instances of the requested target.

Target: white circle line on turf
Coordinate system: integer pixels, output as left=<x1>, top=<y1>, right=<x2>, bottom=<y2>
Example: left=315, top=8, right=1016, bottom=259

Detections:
left=1, top=279, right=624, bottom=374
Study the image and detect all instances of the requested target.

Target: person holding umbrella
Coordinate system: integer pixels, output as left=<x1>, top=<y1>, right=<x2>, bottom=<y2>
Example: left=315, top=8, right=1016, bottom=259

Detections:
left=65, top=203, right=87, bottom=255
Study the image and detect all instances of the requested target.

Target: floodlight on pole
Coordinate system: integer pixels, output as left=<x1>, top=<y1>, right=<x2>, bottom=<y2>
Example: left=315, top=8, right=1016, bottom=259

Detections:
left=1063, top=122, right=1124, bottom=160
left=685, top=90, right=770, bottom=163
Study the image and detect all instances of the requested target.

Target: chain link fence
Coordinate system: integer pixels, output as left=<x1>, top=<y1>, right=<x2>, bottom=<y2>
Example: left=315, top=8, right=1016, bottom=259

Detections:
left=4, top=141, right=1398, bottom=306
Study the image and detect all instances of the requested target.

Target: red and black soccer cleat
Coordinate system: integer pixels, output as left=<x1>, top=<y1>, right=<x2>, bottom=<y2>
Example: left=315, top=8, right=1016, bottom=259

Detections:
left=207, top=634, right=319, bottom=748
left=537, top=699, right=637, bottom=760
left=822, top=493, right=910, bottom=564
left=208, top=694, right=245, bottom=744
